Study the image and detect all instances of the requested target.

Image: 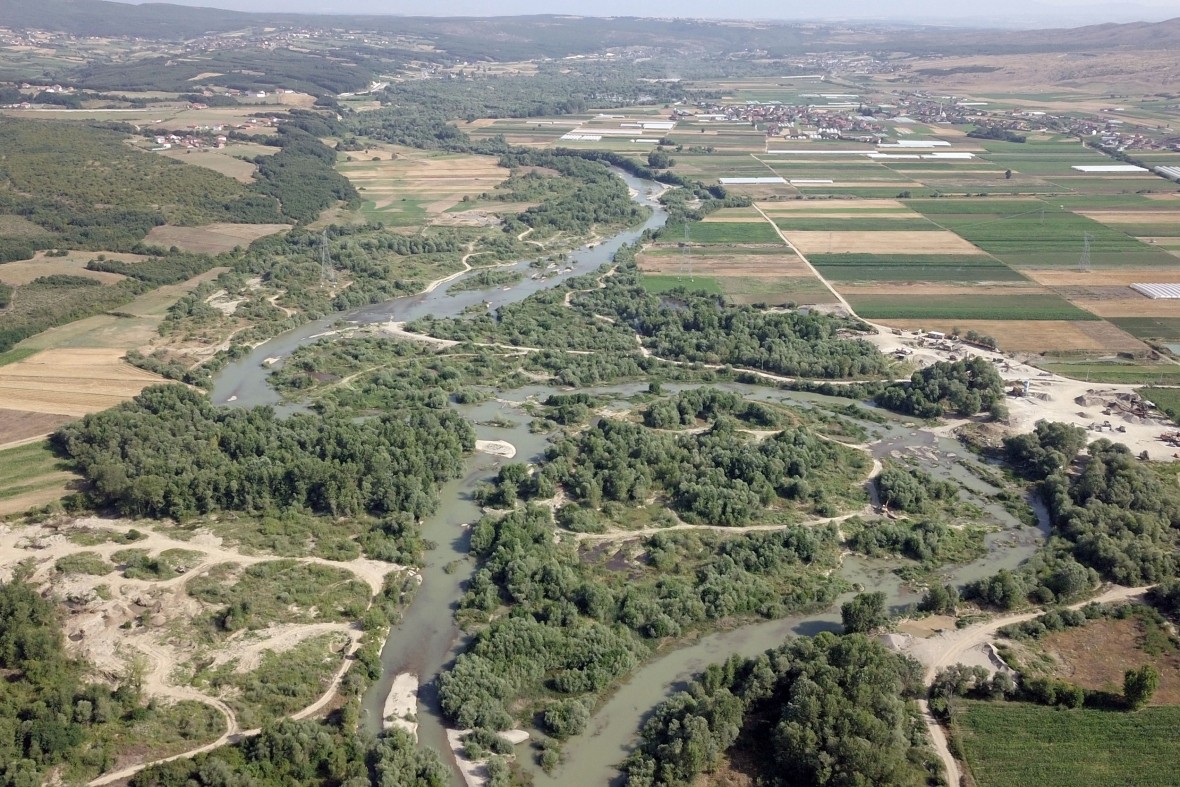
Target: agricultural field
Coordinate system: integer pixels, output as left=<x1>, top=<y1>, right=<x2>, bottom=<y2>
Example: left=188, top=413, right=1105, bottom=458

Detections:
left=0, top=250, right=145, bottom=286
left=156, top=142, right=280, bottom=183
left=811, top=253, right=1027, bottom=283
left=638, top=211, right=837, bottom=306
left=845, top=292, right=1096, bottom=321
left=955, top=701, right=1180, bottom=787
left=0, top=439, right=78, bottom=515
left=337, top=146, right=510, bottom=227
left=144, top=223, right=290, bottom=255
left=0, top=348, right=165, bottom=417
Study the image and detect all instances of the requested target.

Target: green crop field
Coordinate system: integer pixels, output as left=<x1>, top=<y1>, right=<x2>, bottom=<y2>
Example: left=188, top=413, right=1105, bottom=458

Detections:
left=1038, top=360, right=1180, bottom=384
left=1139, top=386, right=1180, bottom=424
left=956, top=701, right=1180, bottom=787
left=909, top=207, right=1176, bottom=268
left=1109, top=317, right=1180, bottom=342
left=641, top=274, right=722, bottom=295
left=847, top=293, right=1098, bottom=321
left=663, top=220, right=782, bottom=244
left=905, top=199, right=1048, bottom=215
left=812, top=254, right=1027, bottom=282
left=718, top=276, right=832, bottom=306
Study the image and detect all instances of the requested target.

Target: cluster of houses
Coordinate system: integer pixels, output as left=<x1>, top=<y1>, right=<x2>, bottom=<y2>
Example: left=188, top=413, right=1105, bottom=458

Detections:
left=151, top=131, right=229, bottom=151
left=675, top=100, right=889, bottom=143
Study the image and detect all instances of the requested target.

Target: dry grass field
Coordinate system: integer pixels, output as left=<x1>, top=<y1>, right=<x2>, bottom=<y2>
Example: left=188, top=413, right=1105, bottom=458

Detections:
left=1070, top=297, right=1180, bottom=318
left=1023, top=268, right=1180, bottom=287
left=1076, top=210, right=1180, bottom=225
left=0, top=251, right=147, bottom=286
left=145, top=223, right=290, bottom=254
left=0, top=348, right=164, bottom=417
left=638, top=248, right=812, bottom=278
left=1040, top=616, right=1180, bottom=705
left=157, top=146, right=273, bottom=182
left=875, top=319, right=1147, bottom=353
left=784, top=230, right=984, bottom=255
left=19, top=267, right=230, bottom=351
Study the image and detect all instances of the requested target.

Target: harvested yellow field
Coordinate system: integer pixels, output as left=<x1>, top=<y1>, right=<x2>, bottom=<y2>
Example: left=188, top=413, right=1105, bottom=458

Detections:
left=0, top=250, right=146, bottom=286
left=785, top=230, right=984, bottom=255
left=1075, top=298, right=1180, bottom=318
left=145, top=223, right=290, bottom=254
left=1024, top=268, right=1180, bottom=287
left=0, top=349, right=164, bottom=417
left=1077, top=211, right=1180, bottom=224
left=876, top=319, right=1147, bottom=353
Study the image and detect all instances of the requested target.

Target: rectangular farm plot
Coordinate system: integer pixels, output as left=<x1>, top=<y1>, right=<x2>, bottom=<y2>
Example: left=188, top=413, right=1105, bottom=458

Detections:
left=811, top=254, right=1027, bottom=282
left=873, top=319, right=1146, bottom=353
left=845, top=292, right=1099, bottom=321
left=771, top=216, right=940, bottom=231
left=956, top=701, right=1180, bottom=787
left=663, top=220, right=782, bottom=244
left=908, top=207, right=1177, bottom=268
left=638, top=248, right=812, bottom=278
left=784, top=230, right=984, bottom=255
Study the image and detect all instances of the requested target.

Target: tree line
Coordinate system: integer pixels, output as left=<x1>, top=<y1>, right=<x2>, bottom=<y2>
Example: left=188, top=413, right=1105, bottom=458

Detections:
left=53, top=384, right=473, bottom=521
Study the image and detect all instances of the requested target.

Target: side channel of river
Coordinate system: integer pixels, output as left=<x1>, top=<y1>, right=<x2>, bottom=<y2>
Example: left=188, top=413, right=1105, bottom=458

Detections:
left=209, top=171, right=1048, bottom=786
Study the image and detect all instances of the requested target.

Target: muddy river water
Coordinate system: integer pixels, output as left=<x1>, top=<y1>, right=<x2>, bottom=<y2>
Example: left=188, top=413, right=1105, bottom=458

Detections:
left=210, top=172, right=1045, bottom=785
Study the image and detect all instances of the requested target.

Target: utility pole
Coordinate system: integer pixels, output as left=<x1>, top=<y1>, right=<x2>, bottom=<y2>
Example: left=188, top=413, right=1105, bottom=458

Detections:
left=320, top=230, right=333, bottom=288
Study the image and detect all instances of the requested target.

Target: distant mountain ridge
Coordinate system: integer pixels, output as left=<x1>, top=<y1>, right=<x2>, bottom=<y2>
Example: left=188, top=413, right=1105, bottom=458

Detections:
left=1, top=0, right=1178, bottom=57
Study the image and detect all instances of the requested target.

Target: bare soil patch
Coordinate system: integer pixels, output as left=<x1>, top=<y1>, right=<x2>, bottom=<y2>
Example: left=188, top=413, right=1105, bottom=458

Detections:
left=145, top=223, right=289, bottom=255
left=785, top=230, right=984, bottom=255
left=898, top=615, right=958, bottom=638
left=1042, top=617, right=1180, bottom=705
left=875, top=319, right=1144, bottom=353
left=0, top=349, right=164, bottom=417
left=0, top=409, right=73, bottom=448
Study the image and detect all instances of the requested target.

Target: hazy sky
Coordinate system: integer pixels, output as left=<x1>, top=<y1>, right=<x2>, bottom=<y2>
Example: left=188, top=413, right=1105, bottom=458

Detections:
left=124, top=0, right=1180, bottom=22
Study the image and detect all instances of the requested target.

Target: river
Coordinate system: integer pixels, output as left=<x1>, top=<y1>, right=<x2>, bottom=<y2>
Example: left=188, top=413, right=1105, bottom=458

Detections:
left=209, top=170, right=1046, bottom=786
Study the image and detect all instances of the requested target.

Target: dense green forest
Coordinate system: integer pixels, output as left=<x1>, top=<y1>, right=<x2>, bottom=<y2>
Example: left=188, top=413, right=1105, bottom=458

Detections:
left=438, top=505, right=845, bottom=741
left=0, top=117, right=283, bottom=249
left=0, top=581, right=223, bottom=787
left=53, top=384, right=473, bottom=521
left=876, top=357, right=1006, bottom=418
left=130, top=721, right=447, bottom=787
left=530, top=413, right=867, bottom=525
left=623, top=633, right=940, bottom=786
left=965, top=422, right=1179, bottom=609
